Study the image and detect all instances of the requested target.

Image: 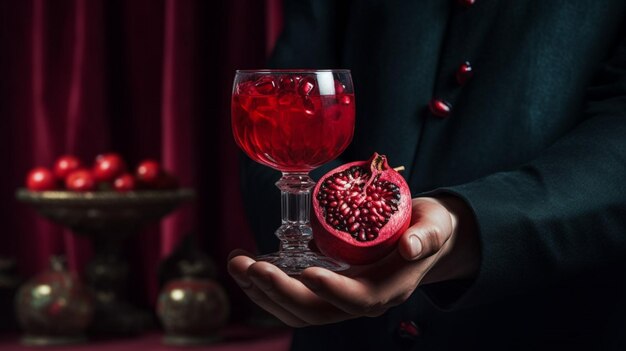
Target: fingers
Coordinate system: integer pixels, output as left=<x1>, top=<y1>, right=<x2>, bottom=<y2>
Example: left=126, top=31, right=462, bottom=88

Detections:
left=227, top=248, right=253, bottom=261
left=300, top=253, right=426, bottom=317
left=229, top=253, right=424, bottom=325
left=227, top=255, right=309, bottom=327
left=228, top=255, right=358, bottom=326
left=227, top=254, right=256, bottom=289
left=400, top=227, right=446, bottom=261
left=246, top=262, right=358, bottom=325
left=398, top=198, right=455, bottom=261
left=300, top=267, right=388, bottom=317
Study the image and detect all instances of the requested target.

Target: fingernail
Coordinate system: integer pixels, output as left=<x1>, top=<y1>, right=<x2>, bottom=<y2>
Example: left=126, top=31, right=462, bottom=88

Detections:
left=409, top=235, right=422, bottom=258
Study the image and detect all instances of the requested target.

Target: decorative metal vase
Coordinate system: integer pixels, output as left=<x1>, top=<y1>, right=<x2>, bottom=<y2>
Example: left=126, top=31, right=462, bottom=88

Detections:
left=157, top=233, right=217, bottom=287
left=15, top=256, right=93, bottom=346
left=16, top=188, right=195, bottom=335
left=157, top=261, right=230, bottom=345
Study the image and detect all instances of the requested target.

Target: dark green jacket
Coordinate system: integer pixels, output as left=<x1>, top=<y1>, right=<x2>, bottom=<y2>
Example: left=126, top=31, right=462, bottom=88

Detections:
left=241, top=1, right=626, bottom=349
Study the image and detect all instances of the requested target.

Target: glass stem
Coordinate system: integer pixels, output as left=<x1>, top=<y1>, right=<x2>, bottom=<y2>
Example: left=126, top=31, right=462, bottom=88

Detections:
left=275, top=172, right=315, bottom=256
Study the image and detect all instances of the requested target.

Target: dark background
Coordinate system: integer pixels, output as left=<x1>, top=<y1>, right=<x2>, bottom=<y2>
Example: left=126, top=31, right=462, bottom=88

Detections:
left=0, top=0, right=283, bottom=319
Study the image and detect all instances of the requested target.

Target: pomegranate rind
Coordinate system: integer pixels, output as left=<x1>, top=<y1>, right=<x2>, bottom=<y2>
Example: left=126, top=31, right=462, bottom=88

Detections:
left=312, top=153, right=412, bottom=265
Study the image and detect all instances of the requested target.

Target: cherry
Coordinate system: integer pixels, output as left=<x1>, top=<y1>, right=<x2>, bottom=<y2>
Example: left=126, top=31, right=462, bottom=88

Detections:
left=53, top=155, right=82, bottom=179
left=26, top=167, right=56, bottom=191
left=136, top=160, right=161, bottom=185
left=113, top=173, right=136, bottom=192
left=66, top=169, right=96, bottom=191
left=93, top=153, right=126, bottom=182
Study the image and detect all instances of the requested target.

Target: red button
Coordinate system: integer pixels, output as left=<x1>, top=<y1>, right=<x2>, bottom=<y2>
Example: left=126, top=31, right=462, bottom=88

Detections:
left=458, top=0, right=476, bottom=7
left=397, top=320, right=421, bottom=340
left=429, top=99, right=452, bottom=118
left=456, top=61, right=473, bottom=85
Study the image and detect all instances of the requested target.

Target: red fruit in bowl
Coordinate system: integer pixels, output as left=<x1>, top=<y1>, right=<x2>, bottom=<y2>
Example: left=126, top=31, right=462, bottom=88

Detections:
left=66, top=169, right=96, bottom=191
left=93, top=153, right=126, bottom=182
left=312, top=153, right=412, bottom=265
left=53, top=155, right=82, bottom=179
left=113, top=173, right=135, bottom=192
left=26, top=167, right=56, bottom=191
left=136, top=160, right=161, bottom=185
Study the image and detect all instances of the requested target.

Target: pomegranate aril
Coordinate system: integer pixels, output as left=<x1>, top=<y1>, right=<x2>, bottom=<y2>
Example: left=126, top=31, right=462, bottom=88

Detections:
left=237, top=81, right=255, bottom=95
left=334, top=80, right=345, bottom=94
left=315, top=164, right=403, bottom=242
left=303, top=97, right=315, bottom=116
left=279, top=76, right=296, bottom=91
left=349, top=222, right=360, bottom=233
left=339, top=95, right=351, bottom=105
left=341, top=206, right=351, bottom=216
left=358, top=230, right=367, bottom=242
left=278, top=92, right=296, bottom=106
left=298, top=77, right=316, bottom=96
left=254, top=76, right=277, bottom=95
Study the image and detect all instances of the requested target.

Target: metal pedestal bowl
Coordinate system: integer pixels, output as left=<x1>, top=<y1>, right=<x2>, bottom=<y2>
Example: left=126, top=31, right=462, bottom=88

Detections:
left=16, top=188, right=195, bottom=335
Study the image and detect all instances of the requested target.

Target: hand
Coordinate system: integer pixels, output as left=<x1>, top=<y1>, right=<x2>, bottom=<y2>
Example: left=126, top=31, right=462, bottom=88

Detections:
left=228, top=197, right=479, bottom=327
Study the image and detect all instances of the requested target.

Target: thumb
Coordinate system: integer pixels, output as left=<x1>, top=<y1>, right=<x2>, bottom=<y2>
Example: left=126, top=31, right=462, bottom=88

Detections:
left=398, top=226, right=447, bottom=261
left=397, top=197, right=456, bottom=261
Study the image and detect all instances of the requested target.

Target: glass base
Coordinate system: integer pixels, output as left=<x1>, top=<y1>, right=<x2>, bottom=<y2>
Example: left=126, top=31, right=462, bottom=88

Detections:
left=256, top=252, right=349, bottom=276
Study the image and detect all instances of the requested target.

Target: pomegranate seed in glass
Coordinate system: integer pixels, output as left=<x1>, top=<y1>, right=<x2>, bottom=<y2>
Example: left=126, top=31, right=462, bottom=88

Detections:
left=232, top=69, right=355, bottom=274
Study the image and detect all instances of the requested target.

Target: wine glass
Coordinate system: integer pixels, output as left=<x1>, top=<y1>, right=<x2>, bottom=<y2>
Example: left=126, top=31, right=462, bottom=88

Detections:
left=232, top=69, right=355, bottom=275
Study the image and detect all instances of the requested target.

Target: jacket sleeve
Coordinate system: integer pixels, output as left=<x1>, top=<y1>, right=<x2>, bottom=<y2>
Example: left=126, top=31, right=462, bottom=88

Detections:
left=241, top=0, right=350, bottom=254
left=421, top=33, right=626, bottom=309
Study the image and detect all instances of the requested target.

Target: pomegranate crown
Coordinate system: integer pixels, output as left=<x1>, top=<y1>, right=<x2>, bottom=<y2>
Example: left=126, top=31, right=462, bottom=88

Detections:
left=369, top=153, right=390, bottom=172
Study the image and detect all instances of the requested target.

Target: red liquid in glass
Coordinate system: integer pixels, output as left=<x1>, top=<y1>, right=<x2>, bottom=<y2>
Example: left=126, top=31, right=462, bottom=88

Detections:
left=232, top=77, right=355, bottom=172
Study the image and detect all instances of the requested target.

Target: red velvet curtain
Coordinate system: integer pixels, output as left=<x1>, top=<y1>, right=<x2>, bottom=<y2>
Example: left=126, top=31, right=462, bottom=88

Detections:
left=0, top=0, right=282, bottom=308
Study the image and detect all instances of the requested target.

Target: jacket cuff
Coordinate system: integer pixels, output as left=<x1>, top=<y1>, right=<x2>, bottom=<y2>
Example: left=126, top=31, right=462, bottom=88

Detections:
left=417, top=178, right=532, bottom=310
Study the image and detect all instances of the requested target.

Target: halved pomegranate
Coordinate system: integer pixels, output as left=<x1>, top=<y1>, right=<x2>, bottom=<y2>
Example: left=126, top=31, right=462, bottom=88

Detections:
left=312, top=153, right=412, bottom=265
